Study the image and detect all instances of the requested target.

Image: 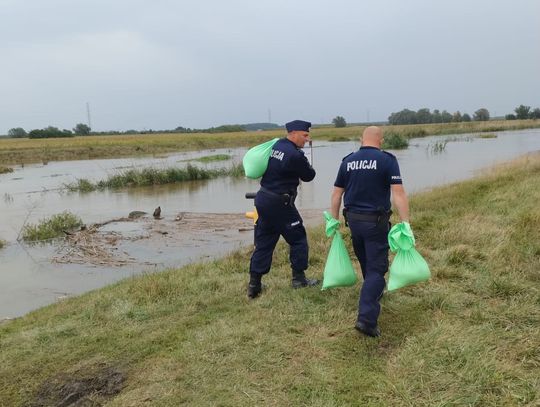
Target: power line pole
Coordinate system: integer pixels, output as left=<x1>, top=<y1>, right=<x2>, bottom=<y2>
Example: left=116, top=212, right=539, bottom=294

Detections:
left=86, top=102, right=92, bottom=129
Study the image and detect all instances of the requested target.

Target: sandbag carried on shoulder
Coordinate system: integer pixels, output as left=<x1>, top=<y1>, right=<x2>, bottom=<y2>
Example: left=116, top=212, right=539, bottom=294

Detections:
left=321, top=211, right=358, bottom=290
left=387, top=222, right=430, bottom=291
left=242, top=138, right=279, bottom=179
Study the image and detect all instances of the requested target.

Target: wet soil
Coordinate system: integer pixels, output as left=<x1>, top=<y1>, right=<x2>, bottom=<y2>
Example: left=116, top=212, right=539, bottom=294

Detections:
left=52, top=209, right=324, bottom=268
left=31, top=363, right=125, bottom=407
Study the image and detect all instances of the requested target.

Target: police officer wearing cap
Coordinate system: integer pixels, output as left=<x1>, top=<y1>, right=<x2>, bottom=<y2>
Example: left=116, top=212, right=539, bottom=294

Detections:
left=248, top=120, right=319, bottom=298
left=330, top=126, right=410, bottom=337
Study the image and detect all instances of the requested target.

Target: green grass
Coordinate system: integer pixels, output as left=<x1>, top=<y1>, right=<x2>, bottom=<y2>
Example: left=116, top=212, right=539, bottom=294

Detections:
left=0, top=239, right=5, bottom=249
left=0, top=165, right=13, bottom=174
left=21, top=211, right=83, bottom=242
left=1, top=154, right=539, bottom=405
left=65, top=164, right=244, bottom=191
left=328, top=136, right=351, bottom=142
left=382, top=132, right=409, bottom=149
left=192, top=153, right=232, bottom=162
left=2, top=120, right=540, bottom=164
left=427, top=140, right=448, bottom=154
left=478, top=133, right=498, bottom=139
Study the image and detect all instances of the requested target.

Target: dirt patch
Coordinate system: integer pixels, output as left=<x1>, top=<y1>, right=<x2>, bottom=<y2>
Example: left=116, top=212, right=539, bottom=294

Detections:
left=51, top=209, right=324, bottom=268
left=31, top=363, right=125, bottom=407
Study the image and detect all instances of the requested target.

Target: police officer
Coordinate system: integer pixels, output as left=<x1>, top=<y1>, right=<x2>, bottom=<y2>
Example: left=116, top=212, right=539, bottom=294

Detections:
left=330, top=126, right=409, bottom=337
left=248, top=120, right=319, bottom=298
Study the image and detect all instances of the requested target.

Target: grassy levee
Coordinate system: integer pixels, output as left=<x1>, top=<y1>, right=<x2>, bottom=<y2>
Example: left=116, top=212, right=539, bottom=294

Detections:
left=1, top=154, right=539, bottom=406
left=1, top=119, right=540, bottom=164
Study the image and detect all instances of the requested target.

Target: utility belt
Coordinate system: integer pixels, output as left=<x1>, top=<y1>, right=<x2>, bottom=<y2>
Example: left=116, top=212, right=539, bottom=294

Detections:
left=342, top=207, right=392, bottom=227
left=259, top=186, right=297, bottom=206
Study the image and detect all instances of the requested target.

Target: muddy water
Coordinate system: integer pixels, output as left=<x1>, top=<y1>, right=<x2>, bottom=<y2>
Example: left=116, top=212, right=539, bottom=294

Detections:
left=1, top=129, right=539, bottom=318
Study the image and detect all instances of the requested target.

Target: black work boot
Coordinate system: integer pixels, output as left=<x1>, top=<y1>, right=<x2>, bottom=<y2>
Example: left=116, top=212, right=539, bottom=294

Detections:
left=291, top=270, right=319, bottom=289
left=355, top=321, right=381, bottom=338
left=247, top=273, right=263, bottom=299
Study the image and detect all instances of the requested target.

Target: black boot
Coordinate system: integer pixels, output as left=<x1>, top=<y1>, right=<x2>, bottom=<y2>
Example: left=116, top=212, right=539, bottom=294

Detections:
left=247, top=273, right=263, bottom=299
left=355, top=321, right=381, bottom=338
left=291, top=270, right=319, bottom=289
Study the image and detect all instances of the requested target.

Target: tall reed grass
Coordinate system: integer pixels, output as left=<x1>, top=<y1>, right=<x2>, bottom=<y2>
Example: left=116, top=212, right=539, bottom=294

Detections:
left=21, top=211, right=83, bottom=242
left=65, top=163, right=244, bottom=192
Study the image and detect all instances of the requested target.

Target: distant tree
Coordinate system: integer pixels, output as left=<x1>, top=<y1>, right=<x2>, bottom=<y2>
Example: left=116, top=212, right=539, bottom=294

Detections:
left=432, top=109, right=442, bottom=123
left=8, top=127, right=27, bottom=138
left=462, top=113, right=472, bottom=122
left=473, top=108, right=490, bottom=121
left=73, top=123, right=91, bottom=135
left=207, top=125, right=245, bottom=133
left=332, top=116, right=347, bottom=128
left=530, top=108, right=540, bottom=120
left=514, top=105, right=531, bottom=120
left=452, top=111, right=462, bottom=122
left=505, top=114, right=517, bottom=120
left=243, top=123, right=280, bottom=131
left=416, top=108, right=432, bottom=124
left=28, top=126, right=74, bottom=139
left=388, top=109, right=417, bottom=125
left=441, top=110, right=453, bottom=123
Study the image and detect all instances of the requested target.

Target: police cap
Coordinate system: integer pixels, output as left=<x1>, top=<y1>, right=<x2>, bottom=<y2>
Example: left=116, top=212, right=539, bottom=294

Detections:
left=285, top=120, right=311, bottom=133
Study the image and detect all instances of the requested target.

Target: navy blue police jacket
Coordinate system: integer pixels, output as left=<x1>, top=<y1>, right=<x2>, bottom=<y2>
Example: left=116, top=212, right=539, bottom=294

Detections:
left=334, top=146, right=402, bottom=213
left=261, top=138, right=316, bottom=194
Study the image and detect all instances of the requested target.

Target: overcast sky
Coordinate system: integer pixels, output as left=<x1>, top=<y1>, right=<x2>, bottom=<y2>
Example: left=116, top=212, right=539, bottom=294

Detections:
left=1, top=0, right=539, bottom=133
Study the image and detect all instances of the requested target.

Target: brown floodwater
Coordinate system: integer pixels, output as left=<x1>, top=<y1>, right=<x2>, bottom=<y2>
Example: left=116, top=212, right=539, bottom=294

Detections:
left=1, top=129, right=539, bottom=318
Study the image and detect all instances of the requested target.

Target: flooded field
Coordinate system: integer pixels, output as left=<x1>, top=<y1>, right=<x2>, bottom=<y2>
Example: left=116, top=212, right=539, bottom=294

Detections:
left=1, top=129, right=539, bottom=318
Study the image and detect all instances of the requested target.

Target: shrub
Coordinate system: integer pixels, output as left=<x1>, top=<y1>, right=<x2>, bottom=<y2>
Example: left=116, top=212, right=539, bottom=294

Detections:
left=21, top=211, right=83, bottom=242
left=382, top=132, right=409, bottom=149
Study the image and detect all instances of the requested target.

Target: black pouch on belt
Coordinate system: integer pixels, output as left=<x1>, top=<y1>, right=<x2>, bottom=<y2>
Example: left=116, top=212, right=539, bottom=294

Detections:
left=342, top=208, right=349, bottom=226
left=282, top=193, right=291, bottom=206
left=376, top=206, right=393, bottom=229
left=282, top=191, right=297, bottom=206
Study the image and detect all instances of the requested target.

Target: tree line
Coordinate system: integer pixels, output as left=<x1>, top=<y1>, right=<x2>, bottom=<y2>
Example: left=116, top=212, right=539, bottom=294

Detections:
left=6, top=105, right=540, bottom=137
left=505, top=105, right=540, bottom=120
left=5, top=123, right=281, bottom=139
left=387, top=105, right=540, bottom=125
left=389, top=108, right=474, bottom=125
left=7, top=123, right=91, bottom=138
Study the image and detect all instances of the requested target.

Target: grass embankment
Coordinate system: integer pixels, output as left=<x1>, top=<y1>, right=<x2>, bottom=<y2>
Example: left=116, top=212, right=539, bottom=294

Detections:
left=1, top=120, right=539, bottom=164
left=65, top=163, right=243, bottom=192
left=1, top=154, right=539, bottom=406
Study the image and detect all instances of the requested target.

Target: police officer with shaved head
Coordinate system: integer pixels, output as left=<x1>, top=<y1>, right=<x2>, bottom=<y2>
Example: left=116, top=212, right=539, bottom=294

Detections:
left=248, top=120, right=318, bottom=298
left=330, top=126, right=410, bottom=337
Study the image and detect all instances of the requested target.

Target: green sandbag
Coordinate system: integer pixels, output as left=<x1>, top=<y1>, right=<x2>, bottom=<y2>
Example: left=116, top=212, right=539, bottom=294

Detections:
left=322, top=211, right=358, bottom=290
left=387, top=222, right=430, bottom=291
left=242, top=138, right=279, bottom=179
left=388, top=221, right=415, bottom=251
left=323, top=210, right=340, bottom=237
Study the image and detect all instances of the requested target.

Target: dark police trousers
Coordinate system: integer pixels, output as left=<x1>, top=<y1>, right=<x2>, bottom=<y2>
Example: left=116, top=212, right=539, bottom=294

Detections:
left=249, top=190, right=308, bottom=276
left=348, top=217, right=390, bottom=328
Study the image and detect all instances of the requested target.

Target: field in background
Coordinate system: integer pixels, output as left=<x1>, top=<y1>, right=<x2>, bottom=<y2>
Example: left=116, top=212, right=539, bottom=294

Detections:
left=1, top=119, right=539, bottom=164
left=1, top=153, right=538, bottom=406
